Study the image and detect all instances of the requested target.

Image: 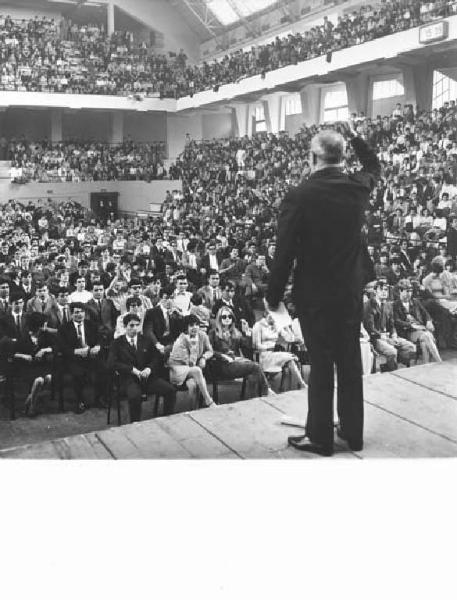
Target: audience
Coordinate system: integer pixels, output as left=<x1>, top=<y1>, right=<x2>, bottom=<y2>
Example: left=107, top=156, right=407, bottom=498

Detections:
left=9, top=139, right=168, bottom=183
left=1, top=2, right=457, bottom=101
left=3, top=91, right=457, bottom=421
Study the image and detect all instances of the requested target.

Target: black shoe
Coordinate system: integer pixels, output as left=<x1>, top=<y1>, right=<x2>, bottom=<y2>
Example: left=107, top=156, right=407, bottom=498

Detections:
left=336, top=427, right=363, bottom=452
left=75, top=401, right=87, bottom=414
left=288, top=434, right=333, bottom=456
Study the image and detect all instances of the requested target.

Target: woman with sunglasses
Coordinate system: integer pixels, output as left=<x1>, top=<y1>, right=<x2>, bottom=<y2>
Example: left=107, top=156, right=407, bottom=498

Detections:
left=252, top=311, right=307, bottom=391
left=209, top=307, right=275, bottom=397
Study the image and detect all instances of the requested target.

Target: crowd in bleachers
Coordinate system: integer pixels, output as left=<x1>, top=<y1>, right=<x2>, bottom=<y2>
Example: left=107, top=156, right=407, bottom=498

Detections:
left=7, top=139, right=168, bottom=183
left=2, top=1, right=457, bottom=99
left=2, top=98, right=457, bottom=422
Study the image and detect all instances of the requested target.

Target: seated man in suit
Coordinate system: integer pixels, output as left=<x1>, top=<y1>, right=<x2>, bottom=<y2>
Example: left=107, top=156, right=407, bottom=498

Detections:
left=26, top=282, right=58, bottom=314
left=363, top=279, right=416, bottom=371
left=108, top=313, right=176, bottom=422
left=58, top=301, right=107, bottom=413
left=0, top=292, right=28, bottom=339
left=198, top=270, right=222, bottom=311
left=393, top=279, right=441, bottom=363
left=143, top=289, right=182, bottom=354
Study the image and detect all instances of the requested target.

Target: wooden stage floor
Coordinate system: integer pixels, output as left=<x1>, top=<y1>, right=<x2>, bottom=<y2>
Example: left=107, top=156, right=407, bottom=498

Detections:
left=1, top=359, right=456, bottom=459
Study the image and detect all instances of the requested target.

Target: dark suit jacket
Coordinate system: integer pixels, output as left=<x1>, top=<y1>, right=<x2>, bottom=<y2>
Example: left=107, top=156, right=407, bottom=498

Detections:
left=199, top=254, right=220, bottom=275
left=267, top=136, right=380, bottom=310
left=0, top=311, right=29, bottom=339
left=211, top=297, right=254, bottom=327
left=45, top=304, right=68, bottom=330
left=143, top=306, right=182, bottom=346
left=363, top=299, right=396, bottom=341
left=86, top=298, right=118, bottom=333
left=107, top=334, right=158, bottom=379
left=393, top=298, right=432, bottom=339
left=57, top=319, right=101, bottom=359
left=26, top=295, right=58, bottom=314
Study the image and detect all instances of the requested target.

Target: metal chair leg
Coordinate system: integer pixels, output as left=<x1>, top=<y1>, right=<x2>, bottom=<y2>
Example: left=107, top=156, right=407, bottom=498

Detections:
left=279, top=366, right=287, bottom=392
left=240, top=377, right=247, bottom=400
left=8, top=375, right=15, bottom=421
left=116, top=388, right=122, bottom=425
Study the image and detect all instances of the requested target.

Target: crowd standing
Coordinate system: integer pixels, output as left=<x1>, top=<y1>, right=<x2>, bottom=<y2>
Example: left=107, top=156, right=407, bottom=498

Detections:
left=1, top=1, right=457, bottom=99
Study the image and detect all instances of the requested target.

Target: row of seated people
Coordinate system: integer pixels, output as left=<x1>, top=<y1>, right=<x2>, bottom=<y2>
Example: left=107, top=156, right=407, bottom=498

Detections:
left=1, top=2, right=456, bottom=99
left=0, top=261, right=449, bottom=421
left=0, top=277, right=307, bottom=421
left=363, top=277, right=442, bottom=371
left=7, top=139, right=168, bottom=183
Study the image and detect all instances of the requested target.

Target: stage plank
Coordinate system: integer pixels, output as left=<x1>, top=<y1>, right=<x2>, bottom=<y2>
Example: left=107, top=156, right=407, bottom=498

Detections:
left=155, top=413, right=239, bottom=459
left=189, top=398, right=314, bottom=458
left=364, top=374, right=457, bottom=443
left=96, top=422, right=195, bottom=459
left=355, top=402, right=457, bottom=458
left=0, top=441, right=63, bottom=459
left=391, top=361, right=457, bottom=400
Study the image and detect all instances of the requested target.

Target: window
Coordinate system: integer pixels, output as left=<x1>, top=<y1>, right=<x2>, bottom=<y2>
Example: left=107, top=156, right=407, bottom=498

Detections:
left=206, top=0, right=276, bottom=26
left=322, top=87, right=348, bottom=122
left=255, top=104, right=267, bottom=132
left=372, top=78, right=405, bottom=100
left=284, top=93, right=302, bottom=116
left=432, top=70, right=457, bottom=109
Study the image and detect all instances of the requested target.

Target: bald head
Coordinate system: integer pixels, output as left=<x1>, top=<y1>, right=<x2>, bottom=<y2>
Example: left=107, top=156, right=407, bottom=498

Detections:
left=310, top=129, right=346, bottom=169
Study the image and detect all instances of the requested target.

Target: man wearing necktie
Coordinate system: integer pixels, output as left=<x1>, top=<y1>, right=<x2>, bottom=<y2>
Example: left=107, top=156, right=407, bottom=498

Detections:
left=108, top=313, right=176, bottom=422
left=0, top=293, right=27, bottom=339
left=86, top=280, right=116, bottom=347
left=0, top=278, right=10, bottom=315
left=58, top=301, right=107, bottom=414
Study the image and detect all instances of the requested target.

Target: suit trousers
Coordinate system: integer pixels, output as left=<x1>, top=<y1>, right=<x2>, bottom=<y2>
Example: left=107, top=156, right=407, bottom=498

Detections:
left=298, top=301, right=364, bottom=451
left=123, top=376, right=176, bottom=422
left=67, top=356, right=107, bottom=406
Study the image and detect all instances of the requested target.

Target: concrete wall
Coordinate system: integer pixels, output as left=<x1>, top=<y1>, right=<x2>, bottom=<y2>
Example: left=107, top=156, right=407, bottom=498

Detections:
left=371, top=94, right=405, bottom=120
left=167, top=113, right=203, bottom=159
left=0, top=109, right=50, bottom=140
left=0, top=179, right=181, bottom=213
left=0, top=107, right=169, bottom=145
left=62, top=110, right=112, bottom=141
left=124, top=112, right=168, bottom=143
left=285, top=114, right=305, bottom=136
left=202, top=112, right=234, bottom=140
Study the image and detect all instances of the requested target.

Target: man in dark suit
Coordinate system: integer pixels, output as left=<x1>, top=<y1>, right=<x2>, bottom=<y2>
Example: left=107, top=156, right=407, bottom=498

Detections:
left=266, top=122, right=381, bottom=456
left=393, top=279, right=441, bottom=363
left=0, top=293, right=28, bottom=339
left=58, top=301, right=106, bottom=413
left=45, top=287, right=71, bottom=332
left=108, top=313, right=176, bottom=422
left=143, top=290, right=182, bottom=351
left=199, top=241, right=220, bottom=278
left=86, top=280, right=118, bottom=347
left=212, top=281, right=254, bottom=328
left=26, top=282, right=58, bottom=314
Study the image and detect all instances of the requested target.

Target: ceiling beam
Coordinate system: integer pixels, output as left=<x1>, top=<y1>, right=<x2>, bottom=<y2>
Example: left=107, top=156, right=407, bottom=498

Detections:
left=175, top=0, right=224, bottom=37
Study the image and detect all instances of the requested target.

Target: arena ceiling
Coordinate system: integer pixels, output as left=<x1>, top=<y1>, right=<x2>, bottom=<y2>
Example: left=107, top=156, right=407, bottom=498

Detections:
left=171, top=0, right=280, bottom=40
